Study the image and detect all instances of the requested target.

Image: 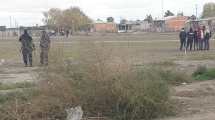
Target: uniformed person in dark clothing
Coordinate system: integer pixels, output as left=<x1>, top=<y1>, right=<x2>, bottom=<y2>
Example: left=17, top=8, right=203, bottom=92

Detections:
left=179, top=28, right=187, bottom=51
left=40, top=30, right=50, bottom=66
left=186, top=28, right=195, bottom=51
left=19, top=29, right=35, bottom=67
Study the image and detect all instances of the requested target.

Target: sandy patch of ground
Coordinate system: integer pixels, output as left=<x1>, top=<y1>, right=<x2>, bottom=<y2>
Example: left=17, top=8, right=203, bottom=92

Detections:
left=0, top=60, right=37, bottom=84
left=158, top=80, right=215, bottom=120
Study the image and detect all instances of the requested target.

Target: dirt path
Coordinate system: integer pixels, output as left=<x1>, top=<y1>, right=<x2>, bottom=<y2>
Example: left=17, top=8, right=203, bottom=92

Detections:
left=158, top=80, right=215, bottom=120
left=0, top=60, right=37, bottom=84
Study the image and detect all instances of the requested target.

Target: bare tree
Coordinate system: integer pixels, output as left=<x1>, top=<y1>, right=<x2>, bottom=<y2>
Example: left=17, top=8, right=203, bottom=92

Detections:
left=202, top=2, right=215, bottom=18
left=144, top=14, right=153, bottom=23
left=43, top=7, right=92, bottom=32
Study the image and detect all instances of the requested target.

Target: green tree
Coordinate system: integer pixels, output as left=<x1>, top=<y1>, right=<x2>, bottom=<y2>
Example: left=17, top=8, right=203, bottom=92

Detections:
left=144, top=14, right=153, bottom=23
left=177, top=12, right=184, bottom=16
left=164, top=10, right=174, bottom=17
left=43, top=7, right=92, bottom=31
left=202, top=2, right=215, bottom=18
left=107, top=17, right=114, bottom=22
left=43, top=8, right=62, bottom=28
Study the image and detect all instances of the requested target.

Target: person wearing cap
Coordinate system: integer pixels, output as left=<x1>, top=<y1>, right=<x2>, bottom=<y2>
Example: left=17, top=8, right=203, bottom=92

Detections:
left=19, top=29, right=35, bottom=67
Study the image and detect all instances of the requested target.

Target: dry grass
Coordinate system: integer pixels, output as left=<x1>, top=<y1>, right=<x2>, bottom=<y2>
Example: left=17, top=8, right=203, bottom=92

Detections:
left=0, top=41, right=193, bottom=120
left=0, top=33, right=214, bottom=120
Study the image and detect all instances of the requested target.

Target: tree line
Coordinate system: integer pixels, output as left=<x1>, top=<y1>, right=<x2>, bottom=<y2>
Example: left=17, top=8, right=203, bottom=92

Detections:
left=43, top=7, right=92, bottom=32
left=43, top=3, right=215, bottom=31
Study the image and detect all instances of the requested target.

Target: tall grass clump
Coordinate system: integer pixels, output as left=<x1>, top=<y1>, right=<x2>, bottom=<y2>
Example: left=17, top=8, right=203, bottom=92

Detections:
left=0, top=43, right=184, bottom=120
left=193, top=66, right=215, bottom=81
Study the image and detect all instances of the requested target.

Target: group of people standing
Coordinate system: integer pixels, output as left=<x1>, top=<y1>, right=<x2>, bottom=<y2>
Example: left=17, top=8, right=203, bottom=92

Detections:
left=19, top=29, right=50, bottom=67
left=179, top=26, right=212, bottom=51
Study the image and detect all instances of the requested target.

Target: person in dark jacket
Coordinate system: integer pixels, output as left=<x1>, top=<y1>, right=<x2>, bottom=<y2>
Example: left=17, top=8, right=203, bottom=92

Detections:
left=179, top=28, right=187, bottom=51
left=202, top=26, right=207, bottom=50
left=19, top=29, right=35, bottom=67
left=194, top=29, right=199, bottom=51
left=186, top=28, right=195, bottom=51
left=204, top=27, right=212, bottom=50
left=66, top=30, right=70, bottom=38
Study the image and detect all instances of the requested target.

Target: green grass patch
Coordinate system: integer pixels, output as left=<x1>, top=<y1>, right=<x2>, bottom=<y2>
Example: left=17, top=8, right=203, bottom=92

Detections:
left=152, top=61, right=176, bottom=67
left=193, top=66, right=215, bottom=81
left=0, top=88, right=38, bottom=105
left=0, top=82, right=35, bottom=91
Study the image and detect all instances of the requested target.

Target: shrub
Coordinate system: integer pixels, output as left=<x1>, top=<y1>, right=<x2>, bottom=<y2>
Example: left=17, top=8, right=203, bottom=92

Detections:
left=32, top=63, right=173, bottom=120
left=0, top=44, right=182, bottom=120
left=193, top=66, right=215, bottom=81
left=192, top=66, right=207, bottom=77
left=0, top=82, right=35, bottom=91
left=158, top=69, right=192, bottom=85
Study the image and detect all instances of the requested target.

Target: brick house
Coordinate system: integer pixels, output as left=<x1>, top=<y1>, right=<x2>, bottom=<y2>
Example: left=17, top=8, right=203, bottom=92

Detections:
left=93, top=20, right=117, bottom=33
left=165, top=16, right=189, bottom=31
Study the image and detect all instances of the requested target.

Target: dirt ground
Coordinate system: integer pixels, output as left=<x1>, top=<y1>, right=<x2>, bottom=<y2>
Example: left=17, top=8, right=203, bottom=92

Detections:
left=0, top=60, right=37, bottom=84
left=0, top=32, right=215, bottom=119
left=157, top=80, right=215, bottom=120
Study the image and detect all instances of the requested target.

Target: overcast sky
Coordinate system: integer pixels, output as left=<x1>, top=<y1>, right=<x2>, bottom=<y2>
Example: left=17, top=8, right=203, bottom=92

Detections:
left=0, top=0, right=214, bottom=27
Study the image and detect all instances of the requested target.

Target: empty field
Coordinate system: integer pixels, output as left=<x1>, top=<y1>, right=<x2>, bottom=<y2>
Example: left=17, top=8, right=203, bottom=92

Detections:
left=1, top=32, right=215, bottom=120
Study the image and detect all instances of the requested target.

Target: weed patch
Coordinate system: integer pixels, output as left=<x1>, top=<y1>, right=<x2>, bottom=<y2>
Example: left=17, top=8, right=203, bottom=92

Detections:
left=193, top=66, right=215, bottom=81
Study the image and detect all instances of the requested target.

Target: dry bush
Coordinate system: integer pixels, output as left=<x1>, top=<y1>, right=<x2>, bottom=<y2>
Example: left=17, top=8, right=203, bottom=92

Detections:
left=0, top=42, right=177, bottom=120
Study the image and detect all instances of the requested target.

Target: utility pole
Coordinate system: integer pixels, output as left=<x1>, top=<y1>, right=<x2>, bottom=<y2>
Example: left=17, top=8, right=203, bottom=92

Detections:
left=195, top=4, right=198, bottom=19
left=10, top=16, right=12, bottom=28
left=162, top=0, right=164, bottom=19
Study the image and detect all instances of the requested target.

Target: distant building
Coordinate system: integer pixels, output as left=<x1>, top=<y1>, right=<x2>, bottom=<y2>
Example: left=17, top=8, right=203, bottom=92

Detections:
left=152, top=20, right=165, bottom=32
left=185, top=20, right=200, bottom=31
left=131, top=20, right=152, bottom=32
left=93, top=20, right=117, bottom=33
left=200, top=17, right=215, bottom=32
left=118, top=20, right=132, bottom=32
left=118, top=20, right=152, bottom=32
left=185, top=17, right=215, bottom=32
left=165, top=16, right=189, bottom=32
left=5, top=26, right=47, bottom=37
left=93, top=16, right=214, bottom=33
